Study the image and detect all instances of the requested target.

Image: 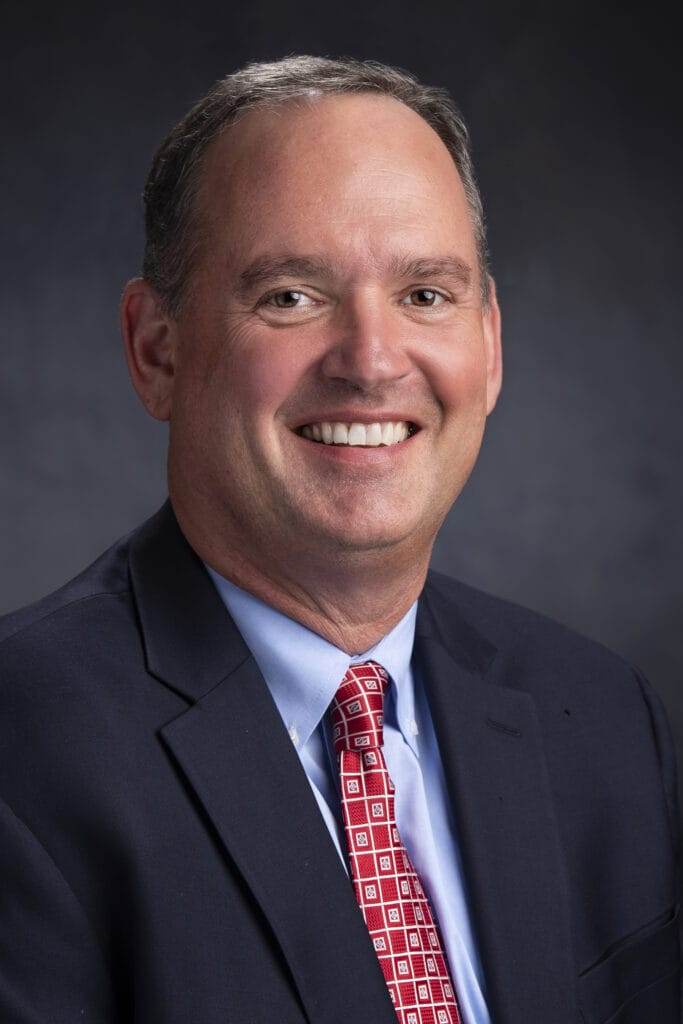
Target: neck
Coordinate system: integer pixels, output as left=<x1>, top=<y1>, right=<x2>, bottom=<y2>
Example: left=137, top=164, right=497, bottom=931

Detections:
left=172, top=500, right=431, bottom=655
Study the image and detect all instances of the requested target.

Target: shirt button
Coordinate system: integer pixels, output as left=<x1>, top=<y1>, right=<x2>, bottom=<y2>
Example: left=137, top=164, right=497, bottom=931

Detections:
left=410, top=719, right=419, bottom=736
left=288, top=725, right=300, bottom=747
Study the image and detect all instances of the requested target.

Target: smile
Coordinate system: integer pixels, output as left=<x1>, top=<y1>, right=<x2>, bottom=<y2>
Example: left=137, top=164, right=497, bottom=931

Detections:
left=295, top=421, right=419, bottom=447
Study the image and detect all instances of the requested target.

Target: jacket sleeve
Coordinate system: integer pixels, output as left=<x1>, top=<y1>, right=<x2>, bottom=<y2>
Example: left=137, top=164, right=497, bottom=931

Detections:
left=633, top=668, right=681, bottom=897
left=632, top=664, right=682, bottom=1011
left=0, top=793, right=118, bottom=1023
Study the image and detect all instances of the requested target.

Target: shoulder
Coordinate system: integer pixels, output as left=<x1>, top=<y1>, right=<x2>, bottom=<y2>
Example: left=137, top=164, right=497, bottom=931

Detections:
left=0, top=520, right=159, bottom=802
left=424, top=570, right=680, bottom=859
left=423, top=569, right=678, bottom=828
left=0, top=524, right=138, bottom=678
left=423, top=568, right=643, bottom=694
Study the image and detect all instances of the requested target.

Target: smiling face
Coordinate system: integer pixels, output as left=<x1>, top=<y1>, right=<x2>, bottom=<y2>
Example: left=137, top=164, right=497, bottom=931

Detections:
left=163, top=93, right=501, bottom=575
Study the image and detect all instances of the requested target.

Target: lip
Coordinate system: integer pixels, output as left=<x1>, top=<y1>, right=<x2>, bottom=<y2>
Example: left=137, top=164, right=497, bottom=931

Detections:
left=290, top=411, right=422, bottom=431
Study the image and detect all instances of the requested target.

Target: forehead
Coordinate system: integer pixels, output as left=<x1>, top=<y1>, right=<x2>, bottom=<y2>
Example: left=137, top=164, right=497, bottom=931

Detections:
left=197, top=93, right=474, bottom=267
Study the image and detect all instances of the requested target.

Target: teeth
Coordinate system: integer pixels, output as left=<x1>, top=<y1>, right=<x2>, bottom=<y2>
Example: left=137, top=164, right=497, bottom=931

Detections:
left=365, top=423, right=382, bottom=446
left=299, top=421, right=413, bottom=446
left=381, top=422, right=394, bottom=445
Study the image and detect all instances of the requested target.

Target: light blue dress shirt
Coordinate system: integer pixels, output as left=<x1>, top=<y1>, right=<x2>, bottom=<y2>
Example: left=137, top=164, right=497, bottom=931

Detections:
left=204, top=564, right=491, bottom=1024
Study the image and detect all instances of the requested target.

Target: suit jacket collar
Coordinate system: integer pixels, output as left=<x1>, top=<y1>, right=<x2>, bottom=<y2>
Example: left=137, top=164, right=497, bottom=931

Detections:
left=129, top=499, right=578, bottom=1023
left=128, top=500, right=251, bottom=701
left=128, top=498, right=497, bottom=699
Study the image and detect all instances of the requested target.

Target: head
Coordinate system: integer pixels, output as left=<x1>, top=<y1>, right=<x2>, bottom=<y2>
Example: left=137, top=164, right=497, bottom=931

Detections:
left=121, top=56, right=502, bottom=583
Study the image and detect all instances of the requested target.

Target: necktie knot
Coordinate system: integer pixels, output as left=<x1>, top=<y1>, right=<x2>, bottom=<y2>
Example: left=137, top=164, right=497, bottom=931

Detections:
left=330, top=661, right=389, bottom=755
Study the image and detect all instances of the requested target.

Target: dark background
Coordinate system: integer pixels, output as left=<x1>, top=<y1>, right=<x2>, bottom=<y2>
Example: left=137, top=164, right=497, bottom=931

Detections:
left=2, top=2, right=682, bottom=812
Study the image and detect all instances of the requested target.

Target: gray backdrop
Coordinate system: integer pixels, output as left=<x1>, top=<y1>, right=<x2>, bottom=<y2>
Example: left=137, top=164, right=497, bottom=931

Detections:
left=3, top=2, right=682, bottom=813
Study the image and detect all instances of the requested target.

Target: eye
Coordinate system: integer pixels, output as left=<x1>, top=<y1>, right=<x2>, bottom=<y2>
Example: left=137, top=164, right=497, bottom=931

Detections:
left=401, top=288, right=447, bottom=308
left=264, top=289, right=316, bottom=309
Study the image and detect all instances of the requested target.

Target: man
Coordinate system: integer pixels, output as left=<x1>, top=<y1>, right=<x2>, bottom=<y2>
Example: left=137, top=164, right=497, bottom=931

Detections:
left=0, top=55, right=679, bottom=1024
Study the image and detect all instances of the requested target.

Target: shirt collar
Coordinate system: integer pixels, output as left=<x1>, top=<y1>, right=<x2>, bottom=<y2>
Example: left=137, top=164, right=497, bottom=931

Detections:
left=203, top=563, right=419, bottom=753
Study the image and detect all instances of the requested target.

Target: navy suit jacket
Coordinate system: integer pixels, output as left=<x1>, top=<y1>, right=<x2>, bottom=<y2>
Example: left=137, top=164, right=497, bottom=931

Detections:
left=0, top=500, right=679, bottom=1023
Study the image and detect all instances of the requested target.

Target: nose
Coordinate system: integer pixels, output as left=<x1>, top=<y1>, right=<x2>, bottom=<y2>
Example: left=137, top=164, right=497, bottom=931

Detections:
left=319, top=291, right=413, bottom=390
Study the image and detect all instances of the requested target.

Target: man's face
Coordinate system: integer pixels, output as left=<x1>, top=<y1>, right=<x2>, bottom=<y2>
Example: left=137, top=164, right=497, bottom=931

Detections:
left=166, top=93, right=501, bottom=567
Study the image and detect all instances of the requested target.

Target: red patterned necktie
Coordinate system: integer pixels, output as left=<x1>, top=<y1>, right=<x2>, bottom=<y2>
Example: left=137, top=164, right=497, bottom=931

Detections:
left=329, top=661, right=463, bottom=1024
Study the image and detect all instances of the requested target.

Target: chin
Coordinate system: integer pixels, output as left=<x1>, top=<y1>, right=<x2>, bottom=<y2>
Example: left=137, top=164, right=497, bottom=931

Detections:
left=310, top=514, right=419, bottom=554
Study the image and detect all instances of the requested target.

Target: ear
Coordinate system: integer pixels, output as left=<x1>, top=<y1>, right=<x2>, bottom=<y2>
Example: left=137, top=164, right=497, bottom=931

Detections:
left=482, top=274, right=503, bottom=415
left=120, top=278, right=177, bottom=422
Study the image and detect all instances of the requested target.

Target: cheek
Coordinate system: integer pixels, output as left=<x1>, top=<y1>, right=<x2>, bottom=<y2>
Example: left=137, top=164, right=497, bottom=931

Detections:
left=230, top=336, right=305, bottom=427
left=421, top=327, right=488, bottom=416
left=204, top=321, right=315, bottom=456
left=243, top=350, right=297, bottom=409
left=181, top=312, right=302, bottom=423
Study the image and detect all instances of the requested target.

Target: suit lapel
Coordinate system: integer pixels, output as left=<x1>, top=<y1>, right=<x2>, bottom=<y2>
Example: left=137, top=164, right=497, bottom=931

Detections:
left=129, top=502, right=396, bottom=1024
left=415, top=580, right=578, bottom=1024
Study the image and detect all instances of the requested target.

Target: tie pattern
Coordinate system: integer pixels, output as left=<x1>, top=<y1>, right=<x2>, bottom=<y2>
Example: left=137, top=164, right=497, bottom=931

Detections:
left=330, top=661, right=463, bottom=1024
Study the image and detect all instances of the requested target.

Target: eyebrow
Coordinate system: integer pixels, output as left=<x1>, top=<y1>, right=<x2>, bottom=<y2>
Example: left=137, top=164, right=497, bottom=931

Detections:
left=389, top=254, right=473, bottom=288
left=237, top=255, right=337, bottom=298
left=235, top=252, right=473, bottom=299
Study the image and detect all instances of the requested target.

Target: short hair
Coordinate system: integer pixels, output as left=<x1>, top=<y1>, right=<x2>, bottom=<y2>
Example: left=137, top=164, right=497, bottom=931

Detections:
left=142, top=55, right=490, bottom=315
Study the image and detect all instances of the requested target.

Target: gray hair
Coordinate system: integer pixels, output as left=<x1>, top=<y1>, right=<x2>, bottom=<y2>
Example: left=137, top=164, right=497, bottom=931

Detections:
left=142, top=55, right=490, bottom=315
